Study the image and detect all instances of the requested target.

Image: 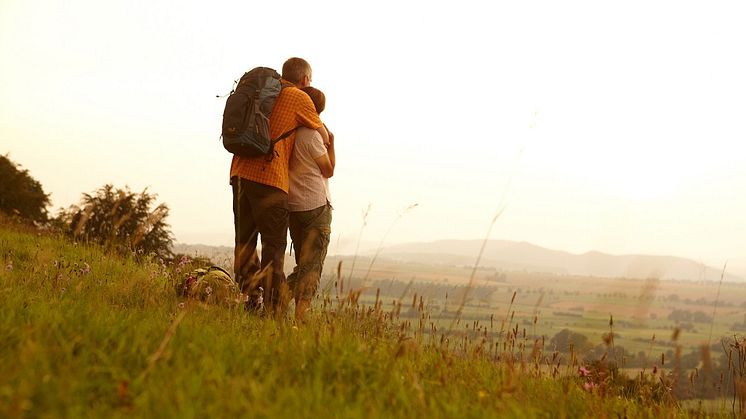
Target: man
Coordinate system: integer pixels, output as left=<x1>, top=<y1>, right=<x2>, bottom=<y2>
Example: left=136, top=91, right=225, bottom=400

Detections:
left=230, top=57, right=329, bottom=315
left=287, top=86, right=334, bottom=322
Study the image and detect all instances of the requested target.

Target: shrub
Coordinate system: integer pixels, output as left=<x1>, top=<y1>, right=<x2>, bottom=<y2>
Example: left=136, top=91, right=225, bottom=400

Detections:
left=56, top=184, right=173, bottom=258
left=0, top=154, right=50, bottom=222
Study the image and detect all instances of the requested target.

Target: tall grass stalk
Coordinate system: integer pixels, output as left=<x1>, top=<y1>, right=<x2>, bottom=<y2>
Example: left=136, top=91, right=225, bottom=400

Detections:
left=448, top=206, right=506, bottom=333
left=361, top=203, right=418, bottom=287
left=708, top=261, right=728, bottom=347
left=447, top=124, right=527, bottom=332
left=345, top=203, right=371, bottom=285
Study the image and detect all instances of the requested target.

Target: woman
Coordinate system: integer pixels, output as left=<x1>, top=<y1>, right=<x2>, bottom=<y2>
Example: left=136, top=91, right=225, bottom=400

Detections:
left=287, top=86, right=335, bottom=321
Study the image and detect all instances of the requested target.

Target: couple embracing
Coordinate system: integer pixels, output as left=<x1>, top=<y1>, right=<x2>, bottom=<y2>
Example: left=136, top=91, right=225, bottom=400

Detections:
left=229, top=57, right=334, bottom=321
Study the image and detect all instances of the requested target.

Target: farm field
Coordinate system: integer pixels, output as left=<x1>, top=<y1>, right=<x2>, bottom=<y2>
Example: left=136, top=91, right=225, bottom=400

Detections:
left=174, top=247, right=746, bottom=364
left=324, top=256, right=746, bottom=371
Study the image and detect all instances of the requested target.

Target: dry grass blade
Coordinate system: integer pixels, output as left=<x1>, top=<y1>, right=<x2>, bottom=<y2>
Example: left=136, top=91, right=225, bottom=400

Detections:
left=708, top=261, right=728, bottom=347
left=361, top=203, right=418, bottom=289
left=137, top=308, right=187, bottom=382
left=448, top=206, right=506, bottom=333
left=346, top=204, right=371, bottom=284
left=445, top=126, right=528, bottom=334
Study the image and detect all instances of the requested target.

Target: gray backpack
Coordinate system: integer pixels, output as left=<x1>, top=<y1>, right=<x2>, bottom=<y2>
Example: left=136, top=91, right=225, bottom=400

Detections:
left=221, top=67, right=295, bottom=159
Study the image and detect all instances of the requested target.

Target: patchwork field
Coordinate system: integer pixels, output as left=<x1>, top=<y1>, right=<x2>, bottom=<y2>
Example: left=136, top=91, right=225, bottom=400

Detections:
left=324, top=255, right=746, bottom=367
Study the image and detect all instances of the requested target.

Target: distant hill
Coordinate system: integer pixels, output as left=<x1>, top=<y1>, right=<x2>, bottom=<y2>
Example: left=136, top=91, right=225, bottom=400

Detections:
left=173, top=239, right=741, bottom=282
left=373, top=239, right=741, bottom=282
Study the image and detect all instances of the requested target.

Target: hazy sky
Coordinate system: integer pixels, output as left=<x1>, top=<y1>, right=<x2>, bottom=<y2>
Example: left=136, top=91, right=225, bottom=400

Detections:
left=2, top=1, right=745, bottom=274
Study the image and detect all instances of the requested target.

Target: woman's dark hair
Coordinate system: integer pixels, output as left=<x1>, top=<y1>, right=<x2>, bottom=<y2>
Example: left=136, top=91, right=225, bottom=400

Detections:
left=301, top=86, right=326, bottom=114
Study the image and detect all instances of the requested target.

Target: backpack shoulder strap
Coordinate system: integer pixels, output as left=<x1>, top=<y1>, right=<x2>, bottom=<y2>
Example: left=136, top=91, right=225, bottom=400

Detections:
left=271, top=127, right=297, bottom=144
left=208, top=265, right=232, bottom=278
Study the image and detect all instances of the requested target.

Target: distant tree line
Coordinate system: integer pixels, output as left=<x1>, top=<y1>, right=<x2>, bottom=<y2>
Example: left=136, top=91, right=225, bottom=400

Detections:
left=667, top=309, right=712, bottom=324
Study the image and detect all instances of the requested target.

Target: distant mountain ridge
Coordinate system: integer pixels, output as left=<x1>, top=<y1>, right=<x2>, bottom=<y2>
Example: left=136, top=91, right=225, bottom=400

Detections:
left=374, top=239, right=740, bottom=282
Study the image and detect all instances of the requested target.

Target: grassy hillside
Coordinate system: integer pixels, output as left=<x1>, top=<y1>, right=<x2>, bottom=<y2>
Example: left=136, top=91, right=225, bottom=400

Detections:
left=0, top=222, right=727, bottom=418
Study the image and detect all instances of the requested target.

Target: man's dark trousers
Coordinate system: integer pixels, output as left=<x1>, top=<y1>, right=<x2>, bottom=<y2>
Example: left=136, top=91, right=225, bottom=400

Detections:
left=232, top=177, right=288, bottom=312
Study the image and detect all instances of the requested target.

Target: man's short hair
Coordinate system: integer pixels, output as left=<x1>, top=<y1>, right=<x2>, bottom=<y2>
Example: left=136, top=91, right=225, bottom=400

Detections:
left=301, top=87, right=325, bottom=114
left=282, top=57, right=311, bottom=84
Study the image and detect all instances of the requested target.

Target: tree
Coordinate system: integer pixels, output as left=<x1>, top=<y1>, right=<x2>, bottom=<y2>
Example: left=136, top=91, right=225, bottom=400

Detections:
left=692, top=311, right=713, bottom=324
left=0, top=154, right=50, bottom=222
left=668, top=309, right=693, bottom=323
left=550, top=328, right=592, bottom=353
left=56, top=184, right=173, bottom=258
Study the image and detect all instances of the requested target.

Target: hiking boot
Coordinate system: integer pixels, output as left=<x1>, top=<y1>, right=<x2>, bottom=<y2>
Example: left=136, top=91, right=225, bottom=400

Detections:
left=294, top=298, right=312, bottom=323
left=244, top=286, right=265, bottom=316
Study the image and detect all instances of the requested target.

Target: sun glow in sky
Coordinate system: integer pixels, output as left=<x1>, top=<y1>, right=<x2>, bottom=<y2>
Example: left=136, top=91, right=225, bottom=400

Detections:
left=2, top=0, right=745, bottom=275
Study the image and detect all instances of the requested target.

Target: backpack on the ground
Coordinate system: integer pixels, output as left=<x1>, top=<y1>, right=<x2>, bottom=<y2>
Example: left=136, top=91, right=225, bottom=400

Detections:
left=221, top=67, right=296, bottom=159
left=176, top=265, right=242, bottom=306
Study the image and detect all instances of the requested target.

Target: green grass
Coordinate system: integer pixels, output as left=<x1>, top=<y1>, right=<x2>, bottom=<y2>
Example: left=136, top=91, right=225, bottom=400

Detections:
left=0, top=223, right=727, bottom=418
